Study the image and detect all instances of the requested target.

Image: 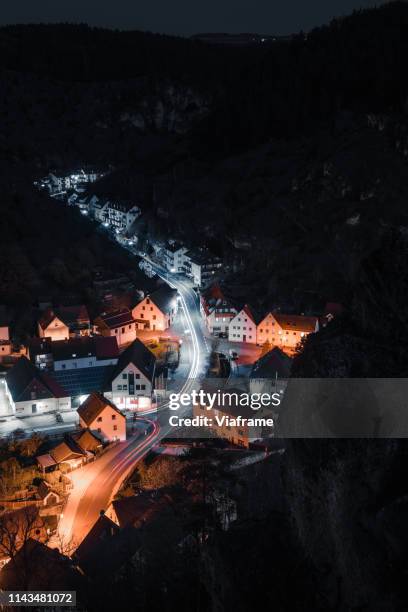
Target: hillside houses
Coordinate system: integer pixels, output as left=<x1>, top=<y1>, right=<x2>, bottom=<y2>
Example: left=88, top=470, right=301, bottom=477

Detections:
left=28, top=336, right=119, bottom=372
left=228, top=305, right=260, bottom=344
left=37, top=306, right=90, bottom=341
left=132, top=286, right=178, bottom=331
left=257, top=312, right=319, bottom=349
left=200, top=284, right=238, bottom=335
left=5, top=357, right=71, bottom=416
left=201, top=284, right=319, bottom=349
left=78, top=392, right=126, bottom=442
left=93, top=309, right=137, bottom=347
left=110, top=339, right=156, bottom=410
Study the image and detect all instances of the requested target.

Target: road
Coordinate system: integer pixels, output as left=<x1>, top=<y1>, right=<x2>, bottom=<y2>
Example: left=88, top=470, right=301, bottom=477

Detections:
left=57, top=260, right=208, bottom=548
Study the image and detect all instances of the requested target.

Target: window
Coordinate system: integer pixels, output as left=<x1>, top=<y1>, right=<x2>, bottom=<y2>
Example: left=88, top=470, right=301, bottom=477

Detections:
left=113, top=425, right=118, bottom=431
left=115, top=328, right=118, bottom=333
left=129, top=325, right=132, bottom=329
left=140, top=314, right=144, bottom=319
left=117, top=385, right=122, bottom=390
left=30, top=391, right=36, bottom=400
left=123, top=385, right=127, bottom=390
left=97, top=427, right=101, bottom=433
left=61, top=364, right=66, bottom=369
left=146, top=298, right=150, bottom=304
left=150, top=307, right=153, bottom=311
left=141, top=384, right=146, bottom=391
left=122, top=327, right=125, bottom=333
left=142, top=306, right=145, bottom=310
left=136, top=384, right=140, bottom=390
left=135, top=373, right=140, bottom=379
left=112, top=414, right=116, bottom=420
left=152, top=315, right=156, bottom=320
left=97, top=416, right=102, bottom=422
left=122, top=373, right=127, bottom=379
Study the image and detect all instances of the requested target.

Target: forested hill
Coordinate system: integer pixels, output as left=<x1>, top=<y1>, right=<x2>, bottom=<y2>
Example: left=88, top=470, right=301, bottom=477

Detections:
left=2, top=2, right=408, bottom=155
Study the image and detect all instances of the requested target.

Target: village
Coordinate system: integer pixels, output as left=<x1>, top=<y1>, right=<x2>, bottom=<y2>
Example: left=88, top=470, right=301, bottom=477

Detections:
left=0, top=165, right=341, bottom=590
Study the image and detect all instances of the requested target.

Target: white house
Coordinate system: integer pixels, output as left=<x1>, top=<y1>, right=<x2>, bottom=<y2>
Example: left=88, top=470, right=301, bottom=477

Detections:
left=162, top=243, right=188, bottom=273
left=257, top=312, right=319, bottom=350
left=29, top=336, right=119, bottom=372
left=228, top=305, right=259, bottom=344
left=94, top=309, right=137, bottom=347
left=132, top=286, right=178, bottom=331
left=183, top=249, right=222, bottom=287
left=5, top=357, right=71, bottom=417
left=200, top=284, right=237, bottom=335
left=110, top=339, right=156, bottom=411
left=77, top=392, right=126, bottom=442
left=105, top=201, right=141, bottom=233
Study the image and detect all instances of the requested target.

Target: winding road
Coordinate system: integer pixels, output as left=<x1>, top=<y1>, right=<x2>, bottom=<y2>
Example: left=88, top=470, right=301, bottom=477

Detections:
left=57, top=260, right=208, bottom=548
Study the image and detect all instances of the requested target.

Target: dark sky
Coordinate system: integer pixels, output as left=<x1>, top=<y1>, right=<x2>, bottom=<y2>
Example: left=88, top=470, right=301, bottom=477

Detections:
left=1, top=0, right=389, bottom=36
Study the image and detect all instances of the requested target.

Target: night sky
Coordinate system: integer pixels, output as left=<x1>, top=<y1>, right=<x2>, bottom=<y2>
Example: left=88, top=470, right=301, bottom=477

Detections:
left=1, top=0, right=388, bottom=36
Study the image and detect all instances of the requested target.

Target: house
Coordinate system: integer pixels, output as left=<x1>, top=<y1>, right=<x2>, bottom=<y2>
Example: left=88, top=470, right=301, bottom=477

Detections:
left=74, top=514, right=140, bottom=578
left=183, top=248, right=222, bottom=287
left=0, top=538, right=82, bottom=591
left=36, top=481, right=61, bottom=507
left=249, top=347, right=292, bottom=397
left=77, top=392, right=126, bottom=441
left=132, top=286, right=178, bottom=331
left=92, top=197, right=110, bottom=222
left=55, top=305, right=91, bottom=337
left=228, top=305, right=260, bottom=344
left=257, top=312, right=319, bottom=350
left=29, top=336, right=119, bottom=372
left=162, top=242, right=188, bottom=273
left=0, top=307, right=11, bottom=360
left=5, top=357, right=71, bottom=416
left=94, top=308, right=137, bottom=347
left=106, top=490, right=173, bottom=528
left=36, top=429, right=102, bottom=471
left=193, top=389, right=269, bottom=448
left=37, top=309, right=69, bottom=342
left=200, top=284, right=237, bottom=335
left=110, top=339, right=156, bottom=411
left=105, top=200, right=141, bottom=233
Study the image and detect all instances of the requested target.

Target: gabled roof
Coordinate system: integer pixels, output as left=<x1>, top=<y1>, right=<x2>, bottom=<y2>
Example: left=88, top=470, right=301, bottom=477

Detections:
left=273, top=313, right=318, bottom=333
left=71, top=429, right=103, bottom=452
left=237, top=304, right=262, bottom=325
left=110, top=339, right=156, bottom=383
left=250, top=347, right=293, bottom=380
left=30, top=336, right=119, bottom=363
left=77, top=392, right=124, bottom=426
left=6, top=357, right=68, bottom=402
left=148, top=286, right=178, bottom=315
left=95, top=308, right=135, bottom=329
left=110, top=491, right=171, bottom=528
left=55, top=305, right=90, bottom=327
left=38, top=308, right=67, bottom=331
left=50, top=438, right=85, bottom=464
left=165, top=242, right=186, bottom=253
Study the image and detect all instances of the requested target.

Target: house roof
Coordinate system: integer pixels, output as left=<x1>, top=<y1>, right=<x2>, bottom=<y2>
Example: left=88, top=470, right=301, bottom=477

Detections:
left=273, top=313, right=318, bottom=333
left=95, top=308, right=135, bottom=329
left=237, top=304, right=262, bottom=325
left=165, top=242, right=185, bottom=253
left=148, top=285, right=178, bottom=315
left=52, top=365, right=114, bottom=397
left=30, top=336, right=119, bottom=363
left=71, top=429, right=103, bottom=452
left=0, top=538, right=82, bottom=591
left=74, top=515, right=139, bottom=577
left=37, top=480, right=59, bottom=500
left=38, top=308, right=66, bottom=331
left=50, top=438, right=86, bottom=464
left=56, top=305, right=90, bottom=327
left=250, top=347, right=293, bottom=380
left=110, top=339, right=156, bottom=383
left=110, top=491, right=170, bottom=528
left=6, top=357, right=68, bottom=402
left=77, top=392, right=124, bottom=426
left=36, top=453, right=57, bottom=469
